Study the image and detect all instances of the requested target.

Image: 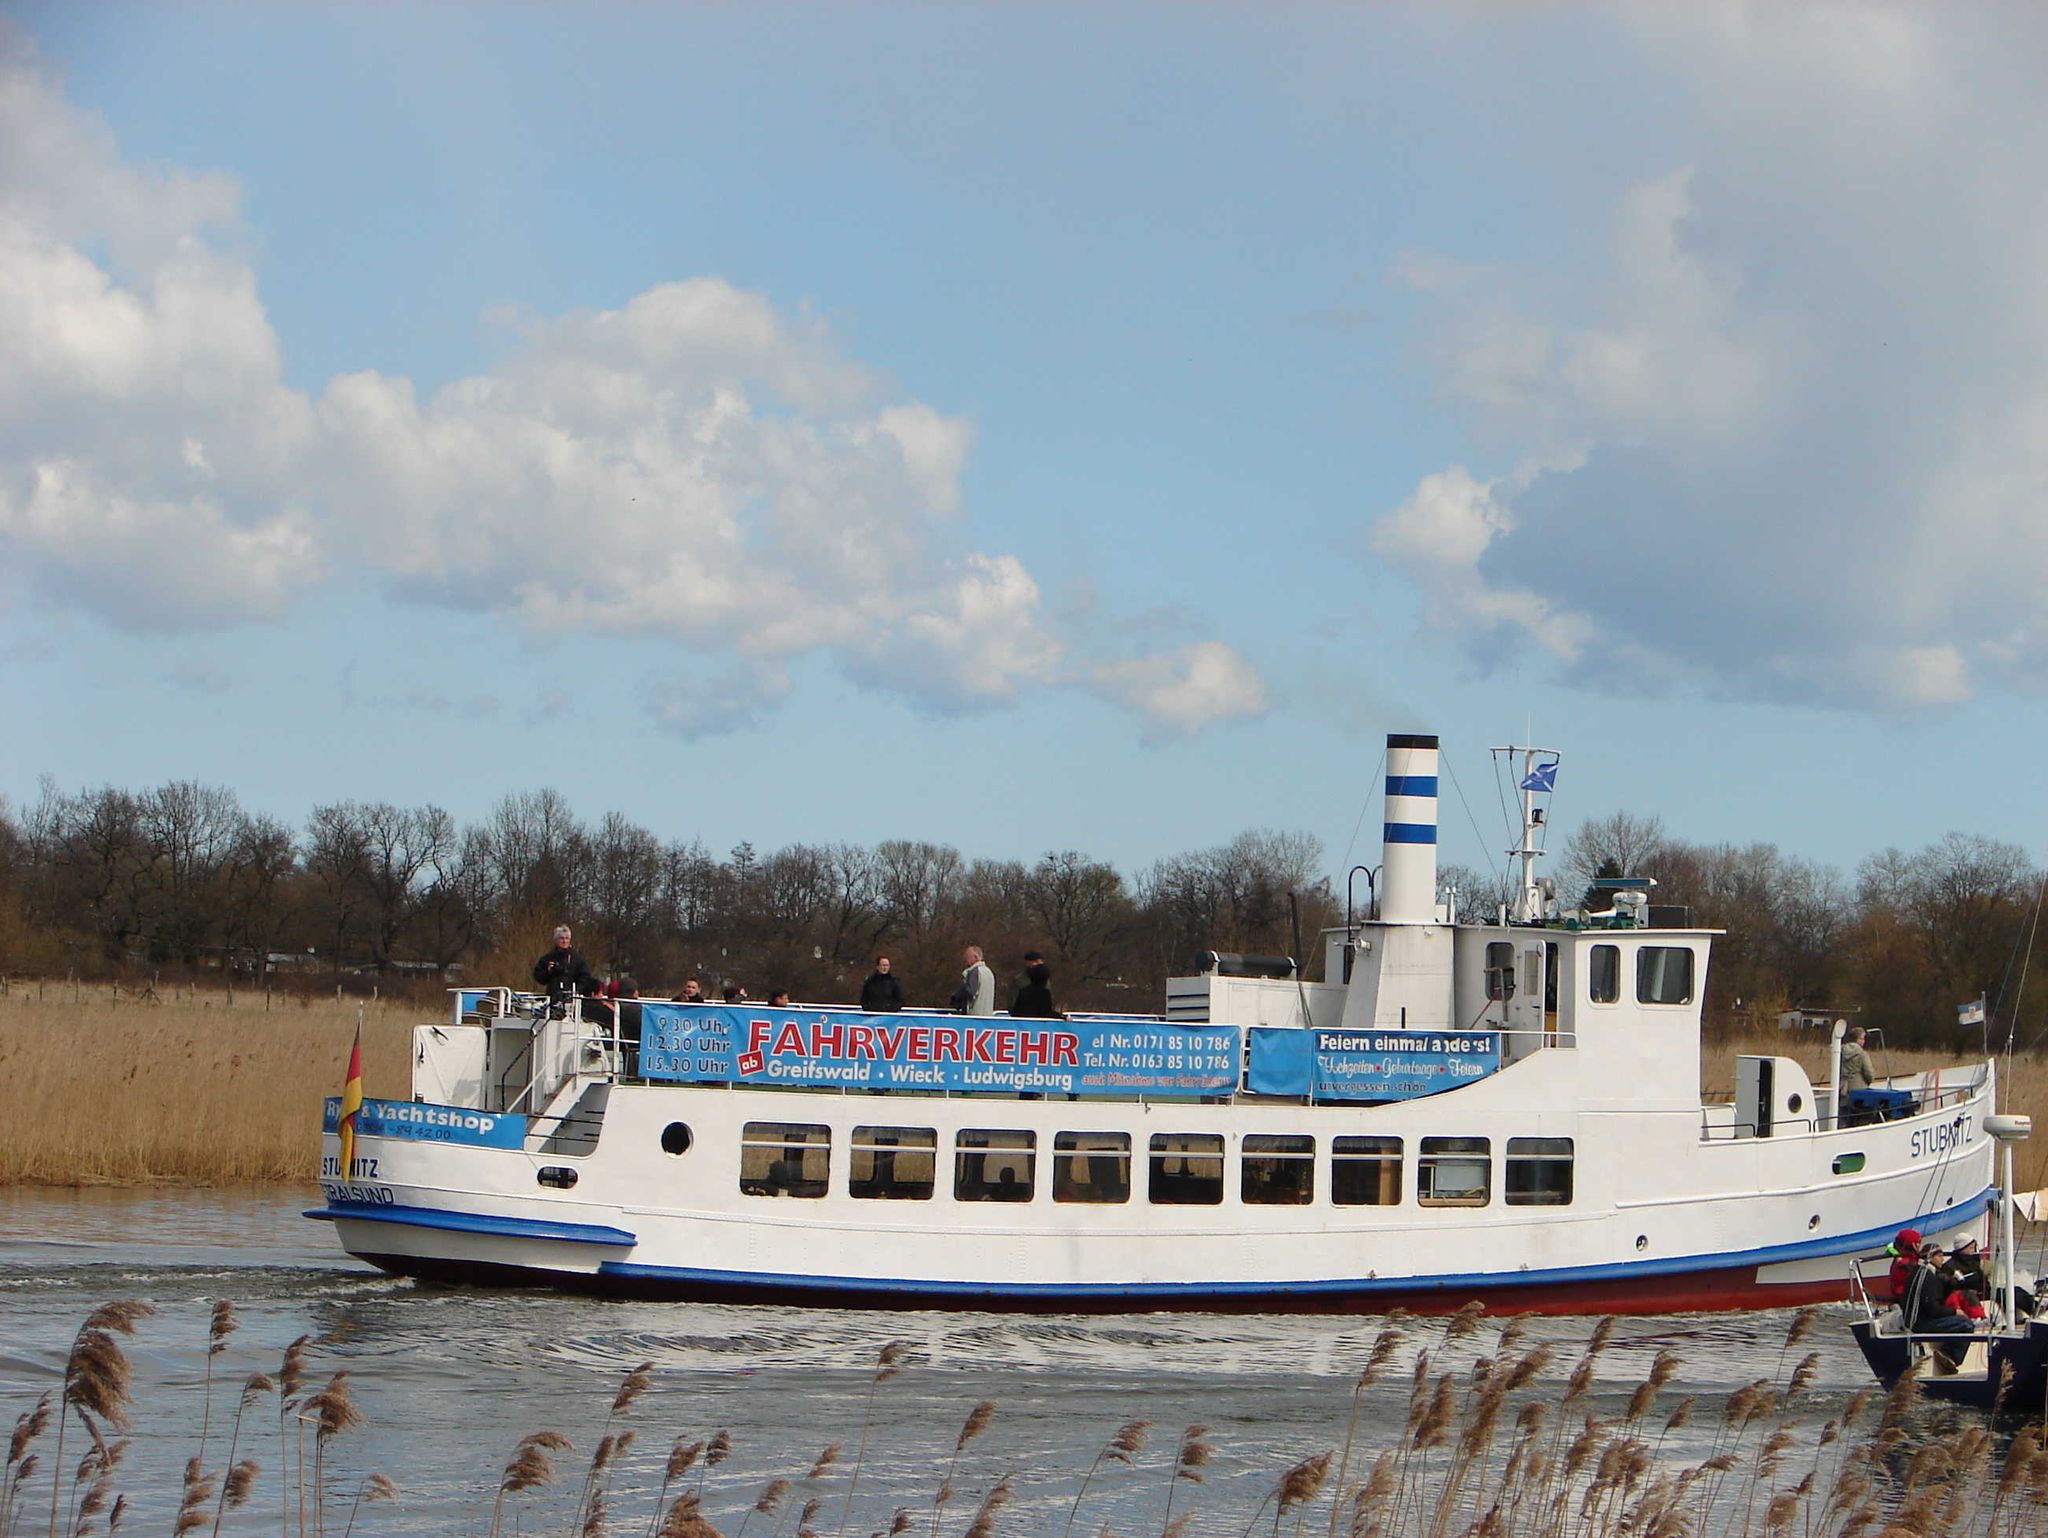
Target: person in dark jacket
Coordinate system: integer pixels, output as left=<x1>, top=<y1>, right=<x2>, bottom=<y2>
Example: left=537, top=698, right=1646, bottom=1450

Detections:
left=533, top=925, right=609, bottom=1022
left=1009, top=951, right=1060, bottom=1019
left=860, top=956, right=904, bottom=1013
left=1903, top=1246, right=1977, bottom=1370
left=1945, top=1236, right=1988, bottom=1295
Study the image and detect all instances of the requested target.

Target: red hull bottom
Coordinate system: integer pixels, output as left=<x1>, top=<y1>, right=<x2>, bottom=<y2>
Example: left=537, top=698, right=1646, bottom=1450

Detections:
left=354, top=1252, right=1856, bottom=1317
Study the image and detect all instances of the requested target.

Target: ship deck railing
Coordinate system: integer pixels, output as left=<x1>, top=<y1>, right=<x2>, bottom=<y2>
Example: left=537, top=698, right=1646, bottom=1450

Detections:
left=1697, top=1066, right=1986, bottom=1142
left=461, top=990, right=1568, bottom=1114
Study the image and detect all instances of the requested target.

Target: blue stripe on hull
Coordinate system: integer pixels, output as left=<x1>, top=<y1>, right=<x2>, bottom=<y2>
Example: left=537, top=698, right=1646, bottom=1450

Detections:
left=305, top=1203, right=638, bottom=1247
left=315, top=1187, right=1982, bottom=1310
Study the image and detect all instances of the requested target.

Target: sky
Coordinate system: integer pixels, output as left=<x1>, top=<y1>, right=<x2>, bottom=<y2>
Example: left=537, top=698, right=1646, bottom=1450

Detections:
left=3, top=2, right=2046, bottom=889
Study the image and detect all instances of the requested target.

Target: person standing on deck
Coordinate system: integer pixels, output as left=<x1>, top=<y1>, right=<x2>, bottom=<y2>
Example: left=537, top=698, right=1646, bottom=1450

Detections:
left=533, top=925, right=608, bottom=1023
left=1839, top=1025, right=1876, bottom=1091
left=1009, top=951, right=1060, bottom=1018
left=860, top=956, right=905, bottom=1013
left=951, top=946, right=996, bottom=1015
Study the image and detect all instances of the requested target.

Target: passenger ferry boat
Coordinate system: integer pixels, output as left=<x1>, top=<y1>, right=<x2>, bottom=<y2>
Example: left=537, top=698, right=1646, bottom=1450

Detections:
left=310, top=734, right=2015, bottom=1314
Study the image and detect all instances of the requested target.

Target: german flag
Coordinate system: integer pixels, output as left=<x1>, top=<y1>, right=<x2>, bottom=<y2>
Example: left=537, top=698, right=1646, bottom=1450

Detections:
left=337, top=1023, right=364, bottom=1181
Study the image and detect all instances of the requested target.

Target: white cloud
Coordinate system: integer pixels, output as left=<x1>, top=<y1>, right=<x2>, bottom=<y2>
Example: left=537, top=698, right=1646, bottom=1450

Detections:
left=0, top=35, right=1266, bottom=739
left=0, top=461, right=320, bottom=630
left=1090, top=640, right=1271, bottom=740
left=643, top=661, right=794, bottom=741
left=1375, top=4, right=2048, bottom=712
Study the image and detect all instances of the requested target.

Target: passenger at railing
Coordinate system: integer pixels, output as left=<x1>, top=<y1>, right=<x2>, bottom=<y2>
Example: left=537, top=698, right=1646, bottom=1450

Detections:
left=951, top=946, right=997, bottom=1015
left=532, top=925, right=610, bottom=1025
left=1903, top=1245, right=1977, bottom=1368
left=767, top=988, right=791, bottom=1007
left=1839, top=1025, right=1875, bottom=1091
left=1885, top=1228, right=1923, bottom=1300
left=1009, top=951, right=1061, bottom=1019
left=1945, top=1236, right=1988, bottom=1294
left=673, top=978, right=706, bottom=1004
left=860, top=956, right=904, bottom=1013
left=722, top=983, right=750, bottom=1004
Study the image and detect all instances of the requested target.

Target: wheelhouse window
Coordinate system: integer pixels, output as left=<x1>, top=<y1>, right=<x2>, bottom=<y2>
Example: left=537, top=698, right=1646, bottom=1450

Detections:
left=1242, top=1134, right=1315, bottom=1205
left=1636, top=946, right=1694, bottom=1005
left=1505, top=1137, right=1573, bottom=1206
left=1332, top=1136, right=1402, bottom=1206
left=1149, top=1133, right=1224, bottom=1205
left=1053, top=1132, right=1131, bottom=1203
left=1418, top=1136, right=1490, bottom=1207
left=1589, top=945, right=1620, bottom=1004
left=955, top=1129, right=1035, bottom=1202
left=849, top=1126, right=936, bottom=1200
left=740, top=1121, right=829, bottom=1198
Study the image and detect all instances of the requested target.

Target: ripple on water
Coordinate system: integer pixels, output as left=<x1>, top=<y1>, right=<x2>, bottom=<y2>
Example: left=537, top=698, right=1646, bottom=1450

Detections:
left=0, top=1187, right=1928, bottom=1536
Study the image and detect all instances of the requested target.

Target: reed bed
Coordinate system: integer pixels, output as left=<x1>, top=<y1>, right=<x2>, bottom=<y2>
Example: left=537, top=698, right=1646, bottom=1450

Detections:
left=0, top=988, right=411, bottom=1185
left=7, top=1300, right=2048, bottom=1538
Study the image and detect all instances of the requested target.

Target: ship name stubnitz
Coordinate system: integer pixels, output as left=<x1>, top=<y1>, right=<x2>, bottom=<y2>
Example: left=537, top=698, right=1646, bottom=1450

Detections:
left=1910, top=1113, right=1974, bottom=1158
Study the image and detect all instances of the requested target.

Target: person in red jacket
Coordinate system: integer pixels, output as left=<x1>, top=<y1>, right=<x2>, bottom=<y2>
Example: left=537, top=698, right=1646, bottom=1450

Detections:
left=1886, top=1228, right=1923, bottom=1301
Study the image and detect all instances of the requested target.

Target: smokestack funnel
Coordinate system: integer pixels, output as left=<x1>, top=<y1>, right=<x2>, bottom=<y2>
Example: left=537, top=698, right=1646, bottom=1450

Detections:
left=1381, top=733, right=1439, bottom=923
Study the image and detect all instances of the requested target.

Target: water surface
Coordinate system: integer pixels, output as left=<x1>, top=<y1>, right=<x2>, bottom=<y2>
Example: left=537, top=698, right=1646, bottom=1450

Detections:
left=0, top=1188, right=1977, bottom=1535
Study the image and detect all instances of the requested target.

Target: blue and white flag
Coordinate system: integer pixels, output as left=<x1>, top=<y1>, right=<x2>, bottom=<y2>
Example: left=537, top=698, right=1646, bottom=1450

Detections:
left=1518, top=761, right=1559, bottom=794
left=1958, top=997, right=1986, bottom=1027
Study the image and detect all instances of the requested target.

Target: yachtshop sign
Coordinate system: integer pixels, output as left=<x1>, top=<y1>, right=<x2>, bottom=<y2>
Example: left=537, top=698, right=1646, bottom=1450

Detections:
left=321, top=1095, right=527, bottom=1148
left=1245, top=1027, right=1502, bottom=1101
left=639, top=1004, right=1240, bottom=1096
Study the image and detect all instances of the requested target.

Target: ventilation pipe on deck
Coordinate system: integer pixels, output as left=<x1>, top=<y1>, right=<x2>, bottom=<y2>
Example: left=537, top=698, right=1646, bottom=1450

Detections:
left=1381, top=734, right=1440, bottom=924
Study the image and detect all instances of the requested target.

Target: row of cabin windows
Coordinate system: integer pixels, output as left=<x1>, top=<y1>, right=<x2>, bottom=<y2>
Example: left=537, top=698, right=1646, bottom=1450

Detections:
left=1484, top=941, right=1695, bottom=1008
left=738, top=1124, right=1573, bottom=1208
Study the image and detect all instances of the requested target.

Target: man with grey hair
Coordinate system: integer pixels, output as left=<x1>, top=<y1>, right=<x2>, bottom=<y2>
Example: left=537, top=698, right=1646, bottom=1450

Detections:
left=533, top=924, right=602, bottom=1015
left=950, top=945, right=997, bottom=1015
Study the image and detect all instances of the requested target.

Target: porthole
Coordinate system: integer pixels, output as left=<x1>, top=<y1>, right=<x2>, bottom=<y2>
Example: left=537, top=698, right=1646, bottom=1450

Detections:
left=537, top=1166, right=578, bottom=1189
left=661, top=1122, right=694, bottom=1156
left=1787, top=1093, right=1804, bottom=1115
left=1808, top=1213, right=1821, bottom=1230
left=1635, top=1234, right=1649, bottom=1252
left=1832, top=1153, right=1865, bottom=1175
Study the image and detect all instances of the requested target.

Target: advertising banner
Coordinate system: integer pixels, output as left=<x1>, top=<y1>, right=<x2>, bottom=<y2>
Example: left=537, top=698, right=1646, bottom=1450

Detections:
left=1245, top=1027, right=1501, bottom=1101
left=639, top=1004, right=1240, bottom=1096
left=322, top=1095, right=527, bottom=1149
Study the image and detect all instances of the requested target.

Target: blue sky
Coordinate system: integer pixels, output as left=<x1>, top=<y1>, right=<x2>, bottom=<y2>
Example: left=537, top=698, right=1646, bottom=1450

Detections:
left=3, top=3, right=2045, bottom=886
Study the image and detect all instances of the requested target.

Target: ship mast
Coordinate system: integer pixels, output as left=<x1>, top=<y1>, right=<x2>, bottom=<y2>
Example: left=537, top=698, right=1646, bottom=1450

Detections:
left=1496, top=744, right=1560, bottom=924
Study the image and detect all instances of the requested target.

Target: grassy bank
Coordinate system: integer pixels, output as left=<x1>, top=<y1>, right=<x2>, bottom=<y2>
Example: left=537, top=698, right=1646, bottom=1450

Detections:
left=2, top=985, right=2044, bottom=1188
left=0, top=985, right=412, bottom=1185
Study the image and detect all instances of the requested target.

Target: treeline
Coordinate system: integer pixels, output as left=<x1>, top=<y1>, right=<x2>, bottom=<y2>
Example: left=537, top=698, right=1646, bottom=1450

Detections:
left=0, top=781, right=1331, bottom=1014
left=0, top=781, right=2039, bottom=1046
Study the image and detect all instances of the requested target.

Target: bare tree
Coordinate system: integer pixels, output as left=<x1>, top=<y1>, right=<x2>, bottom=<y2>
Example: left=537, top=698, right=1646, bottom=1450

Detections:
left=1022, top=851, right=1131, bottom=982
left=305, top=803, right=373, bottom=970
left=1562, top=811, right=1668, bottom=895
left=876, top=840, right=963, bottom=938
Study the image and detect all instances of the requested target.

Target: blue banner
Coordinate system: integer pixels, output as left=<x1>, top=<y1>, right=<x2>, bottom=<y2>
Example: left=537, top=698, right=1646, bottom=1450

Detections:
left=1245, top=1027, right=1501, bottom=1100
left=640, top=1003, right=1240, bottom=1096
left=322, top=1095, right=527, bottom=1149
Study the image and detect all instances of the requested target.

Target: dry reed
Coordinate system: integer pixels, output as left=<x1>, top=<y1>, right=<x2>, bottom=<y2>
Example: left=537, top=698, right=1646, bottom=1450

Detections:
left=0, top=989, right=411, bottom=1185
left=20, top=1292, right=2048, bottom=1538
